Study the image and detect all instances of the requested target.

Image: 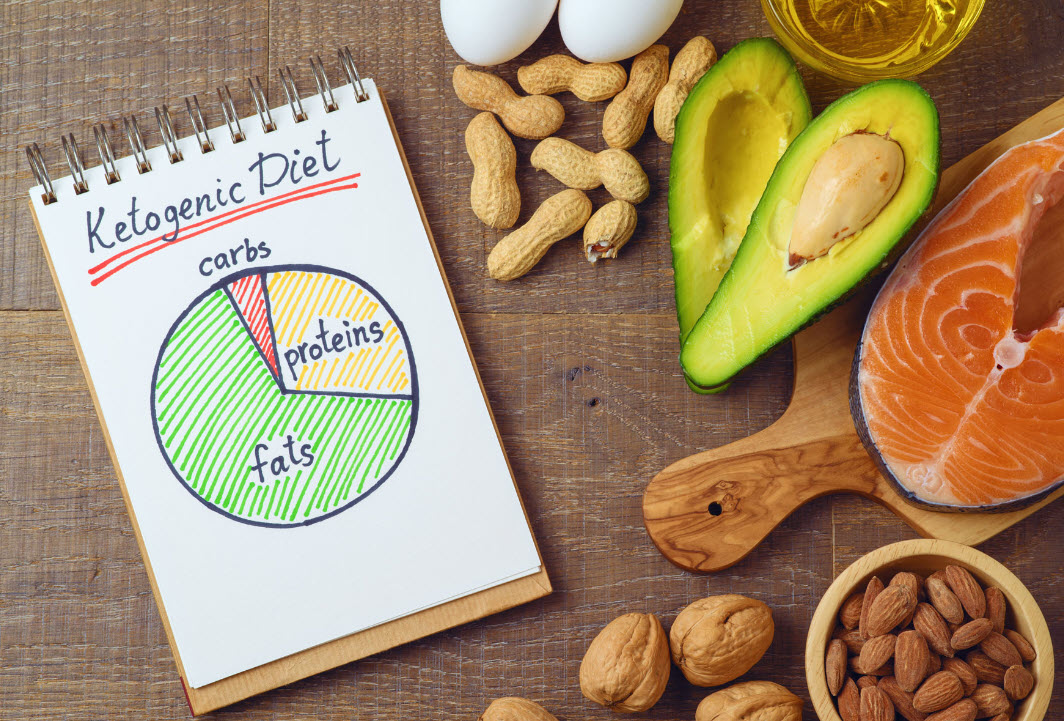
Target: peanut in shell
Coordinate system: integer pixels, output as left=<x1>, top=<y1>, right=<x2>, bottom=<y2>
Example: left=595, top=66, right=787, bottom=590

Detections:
left=487, top=189, right=591, bottom=281
left=517, top=55, right=626, bottom=102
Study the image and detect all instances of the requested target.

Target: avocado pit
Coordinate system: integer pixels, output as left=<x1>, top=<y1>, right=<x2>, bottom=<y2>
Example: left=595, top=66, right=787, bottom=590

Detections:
left=788, top=132, right=905, bottom=268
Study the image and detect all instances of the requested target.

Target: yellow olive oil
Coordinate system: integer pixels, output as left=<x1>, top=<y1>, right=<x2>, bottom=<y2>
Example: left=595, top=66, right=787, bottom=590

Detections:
left=762, top=0, right=985, bottom=82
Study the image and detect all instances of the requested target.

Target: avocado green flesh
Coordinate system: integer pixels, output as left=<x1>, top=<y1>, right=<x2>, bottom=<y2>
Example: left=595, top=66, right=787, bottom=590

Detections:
left=681, top=80, right=941, bottom=389
left=670, top=38, right=812, bottom=348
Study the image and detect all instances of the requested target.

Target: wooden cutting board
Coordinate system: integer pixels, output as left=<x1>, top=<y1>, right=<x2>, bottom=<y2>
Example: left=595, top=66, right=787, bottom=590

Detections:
left=643, top=97, right=1064, bottom=574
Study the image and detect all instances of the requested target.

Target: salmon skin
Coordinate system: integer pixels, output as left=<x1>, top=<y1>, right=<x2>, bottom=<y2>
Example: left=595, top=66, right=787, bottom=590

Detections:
left=853, top=128, right=1064, bottom=511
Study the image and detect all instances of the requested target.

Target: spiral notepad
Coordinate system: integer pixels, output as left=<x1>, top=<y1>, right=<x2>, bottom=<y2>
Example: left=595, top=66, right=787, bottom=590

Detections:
left=26, top=49, right=547, bottom=714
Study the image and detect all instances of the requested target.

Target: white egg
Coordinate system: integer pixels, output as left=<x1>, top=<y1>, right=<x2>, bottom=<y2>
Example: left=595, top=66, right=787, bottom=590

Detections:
left=441, top=0, right=559, bottom=67
left=559, top=0, right=684, bottom=63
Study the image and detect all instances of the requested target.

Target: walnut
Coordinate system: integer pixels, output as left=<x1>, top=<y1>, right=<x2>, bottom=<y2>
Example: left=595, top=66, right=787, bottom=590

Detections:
left=670, top=594, right=775, bottom=686
left=579, top=612, right=671, bottom=712
left=695, top=680, right=803, bottom=721
left=479, top=697, right=558, bottom=721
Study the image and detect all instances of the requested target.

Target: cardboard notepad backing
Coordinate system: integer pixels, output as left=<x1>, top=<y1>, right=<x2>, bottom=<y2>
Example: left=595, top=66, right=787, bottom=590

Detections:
left=27, top=61, right=549, bottom=714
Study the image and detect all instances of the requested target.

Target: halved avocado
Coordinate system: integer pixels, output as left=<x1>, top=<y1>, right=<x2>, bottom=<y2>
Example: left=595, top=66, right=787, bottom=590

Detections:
left=669, top=38, right=811, bottom=393
left=681, top=80, right=940, bottom=390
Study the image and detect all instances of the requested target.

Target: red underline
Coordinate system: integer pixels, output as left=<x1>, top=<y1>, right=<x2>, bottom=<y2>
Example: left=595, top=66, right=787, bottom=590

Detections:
left=90, top=180, right=359, bottom=287
left=87, top=173, right=361, bottom=276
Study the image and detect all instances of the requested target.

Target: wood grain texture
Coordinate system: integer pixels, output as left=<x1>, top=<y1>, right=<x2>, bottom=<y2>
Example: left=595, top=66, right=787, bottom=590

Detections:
left=1, top=0, right=1063, bottom=719
left=644, top=98, right=1064, bottom=573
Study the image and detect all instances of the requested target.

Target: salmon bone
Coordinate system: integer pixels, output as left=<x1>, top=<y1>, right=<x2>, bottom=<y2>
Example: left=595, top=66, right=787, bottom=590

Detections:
left=788, top=132, right=904, bottom=268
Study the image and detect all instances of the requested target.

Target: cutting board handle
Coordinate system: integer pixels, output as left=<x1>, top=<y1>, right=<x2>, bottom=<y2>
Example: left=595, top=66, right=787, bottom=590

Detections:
left=643, top=421, right=881, bottom=573
left=643, top=295, right=882, bottom=573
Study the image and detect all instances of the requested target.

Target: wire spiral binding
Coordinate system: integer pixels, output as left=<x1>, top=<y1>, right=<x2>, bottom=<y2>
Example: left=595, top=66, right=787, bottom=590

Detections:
left=123, top=115, right=152, bottom=174
left=278, top=65, right=307, bottom=123
left=155, top=105, right=184, bottom=164
left=25, top=144, right=55, bottom=204
left=185, top=95, right=214, bottom=154
left=216, top=84, right=245, bottom=145
left=24, top=48, right=369, bottom=204
left=93, top=124, right=121, bottom=185
left=61, top=134, right=88, bottom=195
left=309, top=55, right=338, bottom=113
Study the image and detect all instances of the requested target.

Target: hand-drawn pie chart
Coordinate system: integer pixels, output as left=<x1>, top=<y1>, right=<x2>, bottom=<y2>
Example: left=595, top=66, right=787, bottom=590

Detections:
left=151, top=265, right=418, bottom=527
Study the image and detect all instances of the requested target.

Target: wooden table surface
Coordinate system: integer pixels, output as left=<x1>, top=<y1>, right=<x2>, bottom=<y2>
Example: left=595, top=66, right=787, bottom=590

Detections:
left=1, top=1, right=1062, bottom=719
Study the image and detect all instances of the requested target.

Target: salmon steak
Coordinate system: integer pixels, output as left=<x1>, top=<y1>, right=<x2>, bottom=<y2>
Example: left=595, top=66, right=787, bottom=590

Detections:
left=853, top=128, right=1064, bottom=510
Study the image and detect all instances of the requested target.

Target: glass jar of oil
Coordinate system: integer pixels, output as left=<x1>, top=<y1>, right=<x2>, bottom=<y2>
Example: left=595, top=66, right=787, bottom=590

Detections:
left=761, top=0, right=985, bottom=83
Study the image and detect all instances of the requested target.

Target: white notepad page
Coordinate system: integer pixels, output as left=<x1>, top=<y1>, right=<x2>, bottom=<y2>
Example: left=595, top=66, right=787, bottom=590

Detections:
left=29, top=80, right=542, bottom=688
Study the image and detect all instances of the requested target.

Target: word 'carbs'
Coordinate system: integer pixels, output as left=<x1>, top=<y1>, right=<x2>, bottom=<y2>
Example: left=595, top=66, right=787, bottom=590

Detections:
left=249, top=434, right=315, bottom=485
left=283, top=318, right=386, bottom=383
left=199, top=237, right=271, bottom=276
left=85, top=130, right=340, bottom=255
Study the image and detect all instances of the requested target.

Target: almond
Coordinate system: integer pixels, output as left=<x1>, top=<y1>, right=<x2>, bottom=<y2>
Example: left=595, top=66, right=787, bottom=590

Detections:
left=839, top=678, right=862, bottom=721
left=827, top=638, right=848, bottom=696
left=926, top=577, right=965, bottom=625
left=861, top=685, right=896, bottom=721
left=926, top=653, right=942, bottom=676
left=879, top=676, right=928, bottom=721
left=858, top=675, right=880, bottom=690
left=965, top=650, right=1007, bottom=685
left=944, top=566, right=985, bottom=619
left=924, top=698, right=977, bottom=721
left=950, top=618, right=993, bottom=651
left=1003, top=629, right=1036, bottom=663
left=895, top=630, right=930, bottom=692
left=941, top=657, right=978, bottom=697
left=913, top=671, right=964, bottom=713
left=892, top=572, right=923, bottom=600
left=892, top=573, right=922, bottom=625
left=851, top=656, right=894, bottom=676
left=979, top=632, right=1022, bottom=668
left=867, top=585, right=917, bottom=637
left=836, top=627, right=868, bottom=655
left=841, top=592, right=866, bottom=630
left=1003, top=664, right=1033, bottom=701
left=986, top=713, right=1011, bottom=721
left=861, top=576, right=886, bottom=639
left=914, top=603, right=954, bottom=658
left=970, top=684, right=1010, bottom=717
left=861, top=634, right=898, bottom=675
left=984, top=588, right=1006, bottom=635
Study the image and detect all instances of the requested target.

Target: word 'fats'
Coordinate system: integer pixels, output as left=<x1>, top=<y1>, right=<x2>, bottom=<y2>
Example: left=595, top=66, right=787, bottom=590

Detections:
left=249, top=435, right=315, bottom=484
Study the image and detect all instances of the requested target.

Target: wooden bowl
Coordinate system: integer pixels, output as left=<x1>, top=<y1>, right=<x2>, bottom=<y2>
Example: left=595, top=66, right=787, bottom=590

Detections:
left=805, top=539, right=1054, bottom=721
